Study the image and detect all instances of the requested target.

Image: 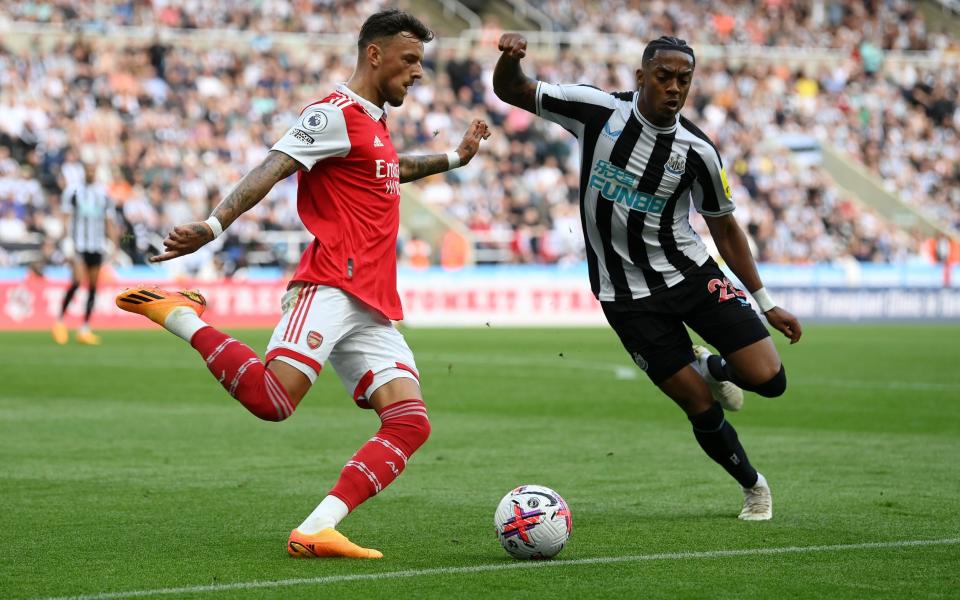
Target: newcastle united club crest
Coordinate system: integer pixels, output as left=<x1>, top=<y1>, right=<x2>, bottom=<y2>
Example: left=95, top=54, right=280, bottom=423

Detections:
left=665, top=152, right=686, bottom=176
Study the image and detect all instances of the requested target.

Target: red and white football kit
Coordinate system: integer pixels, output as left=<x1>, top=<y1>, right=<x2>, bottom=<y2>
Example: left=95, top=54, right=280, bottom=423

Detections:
left=119, top=84, right=434, bottom=542
left=266, top=84, right=418, bottom=406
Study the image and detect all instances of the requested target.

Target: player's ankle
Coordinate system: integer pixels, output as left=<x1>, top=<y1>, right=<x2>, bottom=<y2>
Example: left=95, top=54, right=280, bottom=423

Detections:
left=298, top=496, right=349, bottom=534
left=164, top=306, right=207, bottom=342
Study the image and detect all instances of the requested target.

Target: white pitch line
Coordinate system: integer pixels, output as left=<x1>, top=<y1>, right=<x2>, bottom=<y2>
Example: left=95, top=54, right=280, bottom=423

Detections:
left=31, top=538, right=960, bottom=600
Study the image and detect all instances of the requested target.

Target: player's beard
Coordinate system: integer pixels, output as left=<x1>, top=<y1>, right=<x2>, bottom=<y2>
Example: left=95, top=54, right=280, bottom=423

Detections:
left=387, top=84, right=408, bottom=107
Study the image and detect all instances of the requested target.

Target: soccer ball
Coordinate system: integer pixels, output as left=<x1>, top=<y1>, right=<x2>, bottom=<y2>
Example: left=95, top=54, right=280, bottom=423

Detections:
left=494, top=484, right=572, bottom=559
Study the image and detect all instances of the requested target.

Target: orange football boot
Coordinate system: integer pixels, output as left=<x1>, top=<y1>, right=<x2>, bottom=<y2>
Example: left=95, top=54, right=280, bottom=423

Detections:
left=52, top=321, right=69, bottom=345
left=115, top=287, right=206, bottom=326
left=287, top=528, right=383, bottom=559
left=75, top=330, right=102, bottom=345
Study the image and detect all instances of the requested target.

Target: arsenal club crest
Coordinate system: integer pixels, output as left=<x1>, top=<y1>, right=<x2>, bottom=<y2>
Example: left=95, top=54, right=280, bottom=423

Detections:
left=307, top=330, right=324, bottom=350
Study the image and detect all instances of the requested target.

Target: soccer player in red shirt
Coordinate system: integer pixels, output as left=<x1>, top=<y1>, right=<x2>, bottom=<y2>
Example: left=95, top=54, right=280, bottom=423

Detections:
left=116, top=10, right=490, bottom=559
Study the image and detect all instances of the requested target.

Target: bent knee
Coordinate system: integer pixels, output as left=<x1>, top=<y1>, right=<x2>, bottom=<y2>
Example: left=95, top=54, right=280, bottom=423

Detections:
left=404, top=411, right=433, bottom=452
left=250, top=404, right=295, bottom=422
left=382, top=400, right=432, bottom=451
left=240, top=382, right=298, bottom=422
left=752, top=365, right=787, bottom=398
left=409, top=412, right=432, bottom=449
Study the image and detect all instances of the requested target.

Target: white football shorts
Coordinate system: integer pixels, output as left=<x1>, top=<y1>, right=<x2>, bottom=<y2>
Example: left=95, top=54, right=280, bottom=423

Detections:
left=265, top=283, right=419, bottom=408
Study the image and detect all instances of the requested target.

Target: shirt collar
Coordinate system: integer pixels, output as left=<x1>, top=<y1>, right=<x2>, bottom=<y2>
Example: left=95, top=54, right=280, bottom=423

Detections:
left=632, top=91, right=678, bottom=133
left=337, top=83, right=386, bottom=121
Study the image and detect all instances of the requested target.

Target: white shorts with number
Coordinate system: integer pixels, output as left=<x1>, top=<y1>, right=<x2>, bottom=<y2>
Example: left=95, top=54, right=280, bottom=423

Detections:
left=265, top=284, right=419, bottom=409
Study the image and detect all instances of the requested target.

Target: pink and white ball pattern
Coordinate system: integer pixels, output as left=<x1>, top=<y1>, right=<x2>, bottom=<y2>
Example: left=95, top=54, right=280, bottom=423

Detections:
left=494, top=484, right=572, bottom=559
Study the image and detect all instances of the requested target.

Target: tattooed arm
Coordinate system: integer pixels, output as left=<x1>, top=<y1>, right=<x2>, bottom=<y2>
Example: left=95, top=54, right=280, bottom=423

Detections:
left=209, top=151, right=299, bottom=230
left=149, top=150, right=299, bottom=263
left=399, top=153, right=452, bottom=184
left=399, top=119, right=491, bottom=184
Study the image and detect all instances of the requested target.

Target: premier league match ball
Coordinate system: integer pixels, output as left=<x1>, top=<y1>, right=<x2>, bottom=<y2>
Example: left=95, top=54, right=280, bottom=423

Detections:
left=494, top=484, right=572, bottom=559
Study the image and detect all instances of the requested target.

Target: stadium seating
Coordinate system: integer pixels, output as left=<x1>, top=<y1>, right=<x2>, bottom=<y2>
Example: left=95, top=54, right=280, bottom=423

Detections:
left=524, top=0, right=951, bottom=50
left=0, top=0, right=956, bottom=272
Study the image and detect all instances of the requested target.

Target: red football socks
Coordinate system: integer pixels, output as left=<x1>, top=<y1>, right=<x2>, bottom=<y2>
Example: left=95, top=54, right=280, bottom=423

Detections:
left=191, top=326, right=297, bottom=421
left=191, top=326, right=430, bottom=512
left=330, top=399, right=431, bottom=510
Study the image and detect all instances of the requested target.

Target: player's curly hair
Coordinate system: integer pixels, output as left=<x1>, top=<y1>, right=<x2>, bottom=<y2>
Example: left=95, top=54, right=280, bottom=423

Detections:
left=642, top=36, right=696, bottom=67
left=358, top=9, right=434, bottom=49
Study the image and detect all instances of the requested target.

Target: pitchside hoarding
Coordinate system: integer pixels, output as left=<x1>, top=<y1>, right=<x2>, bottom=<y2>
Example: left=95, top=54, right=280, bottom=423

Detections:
left=1, top=264, right=958, bottom=330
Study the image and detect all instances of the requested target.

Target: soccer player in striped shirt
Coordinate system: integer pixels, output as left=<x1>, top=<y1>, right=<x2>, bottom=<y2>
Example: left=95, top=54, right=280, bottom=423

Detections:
left=116, top=10, right=490, bottom=558
left=494, top=34, right=803, bottom=521
left=53, top=162, right=118, bottom=346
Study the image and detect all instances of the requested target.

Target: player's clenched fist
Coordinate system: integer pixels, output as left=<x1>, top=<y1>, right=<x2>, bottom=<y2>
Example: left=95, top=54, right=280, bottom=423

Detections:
left=498, top=33, right=527, bottom=59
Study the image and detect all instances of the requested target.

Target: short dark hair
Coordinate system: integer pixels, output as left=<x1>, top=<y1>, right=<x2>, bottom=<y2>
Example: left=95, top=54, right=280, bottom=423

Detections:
left=358, top=9, right=434, bottom=50
left=642, top=36, right=695, bottom=67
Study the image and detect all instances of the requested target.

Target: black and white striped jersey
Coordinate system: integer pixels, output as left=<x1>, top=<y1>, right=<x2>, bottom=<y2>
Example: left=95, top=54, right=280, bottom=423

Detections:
left=536, top=82, right=735, bottom=301
left=61, top=183, right=116, bottom=254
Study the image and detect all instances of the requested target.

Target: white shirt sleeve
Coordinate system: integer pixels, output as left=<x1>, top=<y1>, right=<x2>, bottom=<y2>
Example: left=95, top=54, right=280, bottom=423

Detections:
left=535, top=82, right=616, bottom=138
left=689, top=143, right=735, bottom=216
left=271, top=103, right=351, bottom=171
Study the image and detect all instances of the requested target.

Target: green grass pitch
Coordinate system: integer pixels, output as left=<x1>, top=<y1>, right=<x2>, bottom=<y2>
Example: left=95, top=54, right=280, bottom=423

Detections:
left=2, top=325, right=959, bottom=599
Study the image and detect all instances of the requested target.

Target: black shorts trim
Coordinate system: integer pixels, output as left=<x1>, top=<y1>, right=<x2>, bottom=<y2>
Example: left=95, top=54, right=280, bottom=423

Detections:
left=601, top=259, right=769, bottom=384
left=79, top=252, right=103, bottom=268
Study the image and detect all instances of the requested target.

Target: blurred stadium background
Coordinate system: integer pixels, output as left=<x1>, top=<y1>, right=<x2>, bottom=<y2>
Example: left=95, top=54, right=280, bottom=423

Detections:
left=3, top=4, right=960, bottom=599
left=1, top=0, right=959, bottom=329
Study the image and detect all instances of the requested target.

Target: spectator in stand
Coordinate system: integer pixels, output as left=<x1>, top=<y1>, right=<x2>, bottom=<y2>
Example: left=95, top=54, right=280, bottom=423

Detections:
left=1, top=0, right=953, bottom=270
left=524, top=0, right=950, bottom=51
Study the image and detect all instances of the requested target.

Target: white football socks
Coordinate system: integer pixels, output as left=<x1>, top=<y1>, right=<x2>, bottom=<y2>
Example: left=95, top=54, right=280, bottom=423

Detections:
left=748, top=472, right=768, bottom=491
left=690, top=359, right=705, bottom=378
left=297, top=495, right=349, bottom=534
left=163, top=306, right=207, bottom=342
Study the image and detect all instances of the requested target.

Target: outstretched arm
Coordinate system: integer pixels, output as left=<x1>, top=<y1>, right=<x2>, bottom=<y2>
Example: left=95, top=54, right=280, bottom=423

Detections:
left=493, top=33, right=537, bottom=113
left=150, top=150, right=299, bottom=263
left=399, top=119, right=491, bottom=183
left=209, top=151, right=299, bottom=230
left=704, top=213, right=803, bottom=343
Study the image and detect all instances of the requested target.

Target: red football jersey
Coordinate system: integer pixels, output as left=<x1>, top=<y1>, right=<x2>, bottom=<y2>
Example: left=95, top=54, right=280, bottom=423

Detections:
left=272, top=84, right=404, bottom=320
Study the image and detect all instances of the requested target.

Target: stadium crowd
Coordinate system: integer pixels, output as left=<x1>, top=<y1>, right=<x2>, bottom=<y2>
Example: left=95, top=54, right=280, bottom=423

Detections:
left=2, top=0, right=952, bottom=53
left=1, top=0, right=956, bottom=273
left=0, top=0, right=384, bottom=34
left=527, top=0, right=952, bottom=51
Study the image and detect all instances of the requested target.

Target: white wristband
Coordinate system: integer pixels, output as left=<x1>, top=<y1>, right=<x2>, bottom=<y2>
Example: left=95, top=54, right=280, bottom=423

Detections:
left=752, top=287, right=777, bottom=313
left=204, top=216, right=223, bottom=238
left=446, top=150, right=461, bottom=170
